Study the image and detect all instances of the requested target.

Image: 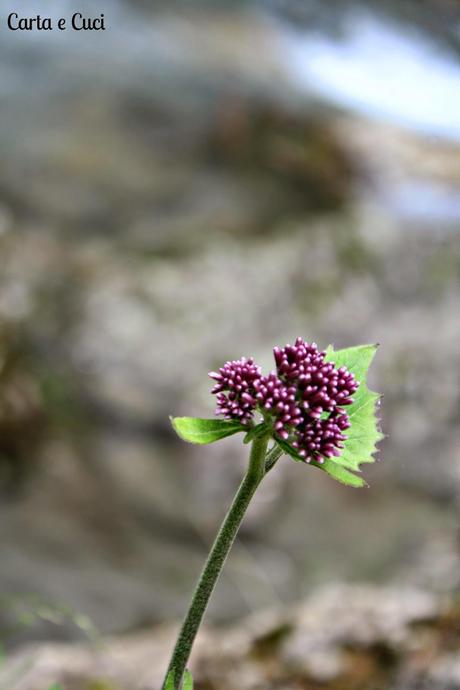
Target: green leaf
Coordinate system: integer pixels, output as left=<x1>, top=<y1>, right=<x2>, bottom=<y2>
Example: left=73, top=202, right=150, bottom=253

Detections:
left=183, top=671, right=194, bottom=690
left=164, top=673, right=175, bottom=690
left=325, top=343, right=378, bottom=383
left=323, top=343, right=383, bottom=481
left=46, top=686, right=63, bottom=690
left=312, top=458, right=367, bottom=487
left=276, top=439, right=367, bottom=487
left=164, top=671, right=193, bottom=690
left=171, top=417, right=246, bottom=445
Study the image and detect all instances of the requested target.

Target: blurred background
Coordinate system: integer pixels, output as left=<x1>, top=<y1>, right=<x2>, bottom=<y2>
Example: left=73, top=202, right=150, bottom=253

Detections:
left=1, top=0, right=460, bottom=688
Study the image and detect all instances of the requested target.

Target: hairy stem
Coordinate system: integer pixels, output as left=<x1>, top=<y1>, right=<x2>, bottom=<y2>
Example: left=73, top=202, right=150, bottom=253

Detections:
left=162, top=435, right=269, bottom=689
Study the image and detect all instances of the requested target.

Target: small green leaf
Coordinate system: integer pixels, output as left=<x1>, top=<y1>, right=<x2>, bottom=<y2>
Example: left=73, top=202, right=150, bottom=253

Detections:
left=244, top=422, right=270, bottom=444
left=183, top=670, right=194, bottom=690
left=164, top=671, right=193, bottom=690
left=243, top=424, right=257, bottom=444
left=171, top=417, right=246, bottom=445
left=164, top=673, right=175, bottom=690
left=46, top=685, right=63, bottom=690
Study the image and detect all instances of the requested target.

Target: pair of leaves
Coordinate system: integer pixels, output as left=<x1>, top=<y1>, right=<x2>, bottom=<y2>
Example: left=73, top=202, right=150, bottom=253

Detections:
left=276, top=344, right=383, bottom=487
left=165, top=670, right=193, bottom=690
left=171, top=344, right=382, bottom=488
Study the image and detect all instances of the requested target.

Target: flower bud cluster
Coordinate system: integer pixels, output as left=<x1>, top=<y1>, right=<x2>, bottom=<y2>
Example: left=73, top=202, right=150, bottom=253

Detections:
left=209, top=358, right=261, bottom=424
left=274, top=338, right=358, bottom=416
left=253, top=373, right=302, bottom=440
left=209, top=338, right=359, bottom=463
left=292, top=410, right=351, bottom=461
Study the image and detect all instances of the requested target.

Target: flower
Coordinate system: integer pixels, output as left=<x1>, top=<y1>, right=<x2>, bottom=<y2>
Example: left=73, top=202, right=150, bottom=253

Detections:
left=253, top=373, right=302, bottom=440
left=210, top=338, right=359, bottom=463
left=209, top=358, right=261, bottom=424
left=274, top=337, right=359, bottom=417
left=292, top=411, right=351, bottom=462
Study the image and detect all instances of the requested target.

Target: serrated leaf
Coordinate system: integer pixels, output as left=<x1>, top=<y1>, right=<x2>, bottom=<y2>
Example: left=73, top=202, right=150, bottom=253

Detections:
left=312, top=458, right=367, bottom=487
left=171, top=417, right=246, bottom=445
left=325, top=343, right=378, bottom=383
left=276, top=437, right=367, bottom=486
left=323, top=343, right=382, bottom=480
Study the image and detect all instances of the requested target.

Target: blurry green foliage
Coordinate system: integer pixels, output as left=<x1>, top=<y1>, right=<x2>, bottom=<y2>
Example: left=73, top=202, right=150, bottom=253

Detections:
left=87, top=681, right=121, bottom=690
left=0, top=594, right=99, bottom=645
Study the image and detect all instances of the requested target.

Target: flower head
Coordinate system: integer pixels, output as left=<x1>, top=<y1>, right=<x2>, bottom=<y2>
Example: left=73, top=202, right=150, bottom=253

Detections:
left=274, top=337, right=359, bottom=417
left=210, top=338, right=359, bottom=463
left=209, top=357, right=261, bottom=424
left=292, top=410, right=351, bottom=463
left=253, top=373, right=302, bottom=440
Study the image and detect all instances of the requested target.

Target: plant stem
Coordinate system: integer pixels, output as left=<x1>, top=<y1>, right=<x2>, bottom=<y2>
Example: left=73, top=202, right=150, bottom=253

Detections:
left=162, top=434, right=269, bottom=689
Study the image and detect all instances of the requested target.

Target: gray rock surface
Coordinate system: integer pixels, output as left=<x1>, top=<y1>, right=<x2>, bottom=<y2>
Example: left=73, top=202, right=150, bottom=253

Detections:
left=2, top=584, right=459, bottom=690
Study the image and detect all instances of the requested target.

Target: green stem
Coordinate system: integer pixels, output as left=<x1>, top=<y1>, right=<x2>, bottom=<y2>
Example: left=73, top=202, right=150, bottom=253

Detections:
left=162, top=434, right=269, bottom=689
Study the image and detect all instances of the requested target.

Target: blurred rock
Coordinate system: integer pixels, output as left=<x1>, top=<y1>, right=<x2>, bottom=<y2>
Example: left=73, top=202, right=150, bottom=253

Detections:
left=2, top=583, right=460, bottom=690
left=0, top=328, right=48, bottom=493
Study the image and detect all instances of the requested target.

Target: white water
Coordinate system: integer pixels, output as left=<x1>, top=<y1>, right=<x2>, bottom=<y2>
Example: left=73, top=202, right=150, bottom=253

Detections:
left=280, top=11, right=460, bottom=141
